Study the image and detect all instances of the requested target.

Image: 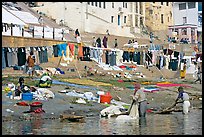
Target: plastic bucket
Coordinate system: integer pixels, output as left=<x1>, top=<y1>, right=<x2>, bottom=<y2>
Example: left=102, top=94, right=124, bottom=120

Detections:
left=22, top=93, right=33, bottom=101
left=100, top=92, right=112, bottom=104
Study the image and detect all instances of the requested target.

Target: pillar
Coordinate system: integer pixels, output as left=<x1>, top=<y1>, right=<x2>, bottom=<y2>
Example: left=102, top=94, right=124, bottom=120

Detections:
left=194, top=28, right=198, bottom=43
left=132, top=2, right=135, bottom=27
left=187, top=27, right=191, bottom=43
left=142, top=2, right=145, bottom=26
left=137, top=2, right=140, bottom=27
left=178, top=28, right=182, bottom=40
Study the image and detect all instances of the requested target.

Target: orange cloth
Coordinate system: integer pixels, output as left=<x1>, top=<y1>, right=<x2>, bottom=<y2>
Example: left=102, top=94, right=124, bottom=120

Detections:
left=78, top=45, right=83, bottom=58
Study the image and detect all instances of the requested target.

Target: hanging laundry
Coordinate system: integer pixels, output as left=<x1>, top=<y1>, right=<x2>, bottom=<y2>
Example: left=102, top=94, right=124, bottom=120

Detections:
left=53, top=45, right=58, bottom=57
left=68, top=43, right=75, bottom=56
left=58, top=43, right=67, bottom=56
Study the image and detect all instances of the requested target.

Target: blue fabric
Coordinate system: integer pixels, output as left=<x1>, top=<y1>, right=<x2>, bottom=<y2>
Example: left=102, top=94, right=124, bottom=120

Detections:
left=122, top=51, right=130, bottom=62
left=2, top=48, right=6, bottom=69
left=110, top=51, right=116, bottom=66
left=178, top=91, right=184, bottom=99
left=56, top=68, right=65, bottom=74
left=58, top=43, right=67, bottom=56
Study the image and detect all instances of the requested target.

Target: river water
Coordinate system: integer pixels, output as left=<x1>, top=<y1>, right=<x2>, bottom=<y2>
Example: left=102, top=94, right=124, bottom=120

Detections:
left=2, top=109, right=202, bottom=135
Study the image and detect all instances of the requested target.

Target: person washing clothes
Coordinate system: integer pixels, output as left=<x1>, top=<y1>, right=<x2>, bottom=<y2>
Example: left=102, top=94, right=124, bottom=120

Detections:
left=175, top=86, right=190, bottom=114
left=39, top=73, right=52, bottom=88
left=15, top=77, right=25, bottom=96
left=15, top=77, right=30, bottom=97
left=129, top=83, right=147, bottom=117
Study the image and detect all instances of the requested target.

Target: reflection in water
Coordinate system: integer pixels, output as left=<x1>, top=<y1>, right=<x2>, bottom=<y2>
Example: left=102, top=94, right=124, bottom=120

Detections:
left=2, top=109, right=202, bottom=135
left=99, top=118, right=113, bottom=135
left=183, top=110, right=202, bottom=135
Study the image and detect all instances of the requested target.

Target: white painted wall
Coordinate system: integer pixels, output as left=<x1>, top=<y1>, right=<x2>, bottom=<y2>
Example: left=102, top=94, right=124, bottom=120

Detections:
left=173, top=2, right=198, bottom=25
left=33, top=2, right=144, bottom=38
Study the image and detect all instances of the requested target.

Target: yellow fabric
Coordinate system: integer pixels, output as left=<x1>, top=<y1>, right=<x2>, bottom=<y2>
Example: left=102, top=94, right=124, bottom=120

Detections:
left=156, top=81, right=171, bottom=84
left=39, top=82, right=51, bottom=88
left=59, top=78, right=112, bottom=86
left=180, top=70, right=186, bottom=78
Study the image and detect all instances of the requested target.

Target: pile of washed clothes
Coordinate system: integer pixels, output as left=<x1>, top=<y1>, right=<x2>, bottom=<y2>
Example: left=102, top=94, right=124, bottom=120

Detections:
left=3, top=83, right=55, bottom=101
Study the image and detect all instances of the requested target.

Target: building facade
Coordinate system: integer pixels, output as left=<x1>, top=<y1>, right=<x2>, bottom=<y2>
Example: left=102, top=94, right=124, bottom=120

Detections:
left=33, top=2, right=146, bottom=37
left=145, top=2, right=173, bottom=31
left=168, top=2, right=200, bottom=44
left=197, top=2, right=202, bottom=43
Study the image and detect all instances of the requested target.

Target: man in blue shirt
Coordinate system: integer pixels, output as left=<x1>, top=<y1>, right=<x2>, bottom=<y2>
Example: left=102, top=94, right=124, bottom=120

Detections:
left=175, top=86, right=190, bottom=114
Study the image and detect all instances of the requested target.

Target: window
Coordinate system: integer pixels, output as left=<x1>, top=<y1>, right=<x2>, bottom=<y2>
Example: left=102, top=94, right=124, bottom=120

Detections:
left=179, top=3, right=186, bottom=10
left=118, top=15, right=120, bottom=26
left=91, top=2, right=94, bottom=6
left=182, top=28, right=187, bottom=35
left=124, top=16, right=127, bottom=23
left=99, top=2, right=101, bottom=8
left=103, top=2, right=106, bottom=9
left=87, top=2, right=90, bottom=5
left=95, top=2, right=97, bottom=7
left=161, top=2, right=163, bottom=5
left=183, top=17, right=187, bottom=24
left=111, top=16, right=114, bottom=23
left=122, top=2, right=127, bottom=8
left=188, top=2, right=195, bottom=9
left=149, top=10, right=153, bottom=15
left=161, top=14, right=164, bottom=24
left=166, top=2, right=169, bottom=6
left=198, top=2, right=202, bottom=11
left=112, top=2, right=114, bottom=8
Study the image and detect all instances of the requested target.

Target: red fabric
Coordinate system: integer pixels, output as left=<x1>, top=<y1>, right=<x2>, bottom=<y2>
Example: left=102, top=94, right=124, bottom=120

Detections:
left=30, top=102, right=42, bottom=106
left=129, top=65, right=137, bottom=68
left=16, top=101, right=29, bottom=106
left=119, top=65, right=126, bottom=69
left=68, top=43, right=75, bottom=56
left=156, top=83, right=191, bottom=88
left=34, top=108, right=44, bottom=113
left=146, top=109, right=152, bottom=113
left=117, top=80, right=124, bottom=83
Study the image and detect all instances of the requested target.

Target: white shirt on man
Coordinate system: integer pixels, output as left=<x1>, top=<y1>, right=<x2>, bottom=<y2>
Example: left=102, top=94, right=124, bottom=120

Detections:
left=40, top=75, right=52, bottom=82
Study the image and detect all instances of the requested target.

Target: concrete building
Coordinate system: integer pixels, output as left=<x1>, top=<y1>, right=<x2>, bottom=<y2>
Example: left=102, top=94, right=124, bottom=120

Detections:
left=197, top=2, right=202, bottom=43
left=168, top=2, right=200, bottom=44
left=32, top=2, right=146, bottom=38
left=145, top=2, right=173, bottom=31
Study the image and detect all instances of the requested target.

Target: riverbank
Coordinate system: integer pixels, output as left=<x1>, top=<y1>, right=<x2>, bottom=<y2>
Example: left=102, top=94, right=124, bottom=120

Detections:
left=2, top=61, right=202, bottom=123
